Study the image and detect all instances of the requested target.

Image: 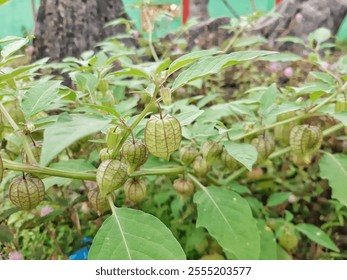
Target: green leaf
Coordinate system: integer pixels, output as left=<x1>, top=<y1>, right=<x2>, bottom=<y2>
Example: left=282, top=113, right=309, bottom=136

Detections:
left=0, top=35, right=22, bottom=45
left=275, top=36, right=305, bottom=45
left=1, top=37, right=28, bottom=59
left=319, top=153, right=347, bottom=207
left=223, top=142, right=258, bottom=171
left=331, top=111, right=347, bottom=125
left=313, top=27, right=331, bottom=44
left=71, top=72, right=98, bottom=92
left=41, top=114, right=111, bottom=166
left=266, top=192, right=292, bottom=207
left=0, top=0, right=10, bottom=6
left=260, top=52, right=301, bottom=62
left=168, top=49, right=220, bottom=75
left=176, top=110, right=204, bottom=126
left=172, top=51, right=275, bottom=91
left=0, top=225, right=13, bottom=243
left=309, top=71, right=336, bottom=85
left=296, top=223, right=339, bottom=252
left=21, top=81, right=61, bottom=119
left=83, top=103, right=120, bottom=118
left=88, top=208, right=186, bottom=260
left=50, top=159, right=96, bottom=171
left=0, top=207, right=20, bottom=223
left=260, top=83, right=277, bottom=112
left=0, top=64, right=40, bottom=83
left=194, top=187, right=260, bottom=259
left=257, top=220, right=277, bottom=260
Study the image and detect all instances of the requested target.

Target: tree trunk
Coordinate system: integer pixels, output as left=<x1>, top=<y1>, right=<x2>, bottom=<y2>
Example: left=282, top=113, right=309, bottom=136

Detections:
left=189, top=0, right=209, bottom=21
left=33, top=0, right=133, bottom=61
left=255, top=0, right=347, bottom=50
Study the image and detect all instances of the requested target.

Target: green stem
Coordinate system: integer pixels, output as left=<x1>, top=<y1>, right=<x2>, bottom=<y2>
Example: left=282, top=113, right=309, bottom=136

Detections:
left=130, top=166, right=185, bottom=177
left=187, top=173, right=206, bottom=191
left=0, top=102, right=37, bottom=165
left=3, top=159, right=96, bottom=180
left=144, top=8, right=159, bottom=62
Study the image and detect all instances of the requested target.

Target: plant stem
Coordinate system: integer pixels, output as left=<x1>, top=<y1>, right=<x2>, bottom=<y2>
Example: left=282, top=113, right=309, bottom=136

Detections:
left=129, top=166, right=185, bottom=177
left=0, top=103, right=37, bottom=165
left=144, top=7, right=159, bottom=62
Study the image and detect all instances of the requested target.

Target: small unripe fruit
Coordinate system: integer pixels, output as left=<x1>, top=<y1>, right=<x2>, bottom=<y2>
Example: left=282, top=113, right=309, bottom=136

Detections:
left=106, top=126, right=125, bottom=150
left=278, top=224, right=299, bottom=252
left=290, top=125, right=322, bottom=164
left=192, top=156, right=209, bottom=177
left=173, top=178, right=195, bottom=197
left=274, top=111, right=298, bottom=146
left=88, top=188, right=113, bottom=215
left=9, top=175, right=45, bottom=210
left=221, top=150, right=238, bottom=172
left=144, top=114, right=182, bottom=160
left=124, top=178, right=147, bottom=204
left=96, top=160, right=127, bottom=195
left=179, top=146, right=198, bottom=166
left=99, top=148, right=114, bottom=161
left=201, top=141, right=223, bottom=163
left=121, top=139, right=148, bottom=173
left=98, top=79, right=109, bottom=94
left=160, top=87, right=172, bottom=106
left=335, top=98, right=347, bottom=113
left=251, top=135, right=275, bottom=162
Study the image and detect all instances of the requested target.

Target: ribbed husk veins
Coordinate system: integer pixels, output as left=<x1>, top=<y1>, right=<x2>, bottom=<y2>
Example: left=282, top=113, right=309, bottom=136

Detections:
left=9, top=175, right=45, bottom=210
left=201, top=141, right=223, bottom=163
left=173, top=178, right=195, bottom=196
left=88, top=188, right=113, bottom=215
left=289, top=125, right=322, bottom=157
left=160, top=87, right=172, bottom=106
left=99, top=148, right=114, bottom=161
left=335, top=99, right=347, bottom=113
left=106, top=126, right=125, bottom=150
left=96, top=160, right=127, bottom=195
left=179, top=146, right=199, bottom=166
left=251, top=135, right=275, bottom=162
left=278, top=224, right=299, bottom=252
left=192, top=156, right=209, bottom=177
left=144, top=114, right=182, bottom=160
left=121, top=139, right=148, bottom=172
left=274, top=111, right=298, bottom=146
left=22, top=141, right=42, bottom=164
left=221, top=150, right=238, bottom=172
left=124, top=178, right=147, bottom=203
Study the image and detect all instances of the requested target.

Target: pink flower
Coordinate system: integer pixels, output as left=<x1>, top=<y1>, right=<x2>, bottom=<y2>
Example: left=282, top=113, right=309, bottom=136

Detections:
left=9, top=251, right=24, bottom=260
left=321, top=61, right=330, bottom=69
left=295, top=13, right=303, bottom=23
left=40, top=206, right=54, bottom=217
left=283, top=67, right=294, bottom=78
left=288, top=194, right=297, bottom=203
left=131, top=30, right=139, bottom=39
left=25, top=46, right=34, bottom=55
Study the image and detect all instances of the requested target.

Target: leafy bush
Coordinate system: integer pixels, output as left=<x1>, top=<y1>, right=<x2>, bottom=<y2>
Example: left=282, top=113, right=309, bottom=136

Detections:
left=1, top=17, right=347, bottom=260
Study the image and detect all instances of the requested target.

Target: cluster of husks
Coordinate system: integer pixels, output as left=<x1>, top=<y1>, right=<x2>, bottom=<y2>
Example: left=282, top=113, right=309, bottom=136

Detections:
left=92, top=113, right=182, bottom=212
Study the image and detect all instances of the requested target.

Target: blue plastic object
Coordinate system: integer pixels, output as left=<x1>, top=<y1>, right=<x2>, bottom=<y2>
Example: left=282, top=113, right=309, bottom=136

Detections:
left=69, top=237, right=92, bottom=260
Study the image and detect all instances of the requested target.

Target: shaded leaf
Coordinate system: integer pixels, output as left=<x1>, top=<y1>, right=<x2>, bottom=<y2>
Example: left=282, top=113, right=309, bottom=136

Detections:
left=319, top=153, right=347, bottom=207
left=223, top=142, right=258, bottom=171
left=88, top=208, right=186, bottom=260
left=296, top=223, right=339, bottom=252
left=257, top=220, right=277, bottom=260
left=194, top=187, right=260, bottom=259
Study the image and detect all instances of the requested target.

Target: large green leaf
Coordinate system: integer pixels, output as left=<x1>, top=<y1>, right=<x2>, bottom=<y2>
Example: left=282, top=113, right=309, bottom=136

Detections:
left=257, top=220, right=277, bottom=260
left=319, top=153, right=347, bottom=207
left=88, top=208, right=186, bottom=260
left=21, top=81, right=61, bottom=119
left=172, top=51, right=275, bottom=91
left=1, top=37, right=28, bottom=59
left=296, top=223, right=339, bottom=252
left=223, top=141, right=258, bottom=171
left=41, top=114, right=111, bottom=166
left=194, top=187, right=260, bottom=259
left=168, top=49, right=220, bottom=75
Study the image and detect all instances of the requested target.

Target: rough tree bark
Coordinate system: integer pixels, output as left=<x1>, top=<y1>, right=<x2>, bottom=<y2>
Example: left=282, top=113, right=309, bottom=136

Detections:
left=189, top=0, right=209, bottom=21
left=254, top=0, right=347, bottom=49
left=33, top=0, right=133, bottom=61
